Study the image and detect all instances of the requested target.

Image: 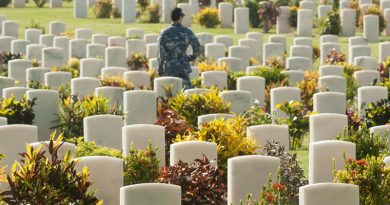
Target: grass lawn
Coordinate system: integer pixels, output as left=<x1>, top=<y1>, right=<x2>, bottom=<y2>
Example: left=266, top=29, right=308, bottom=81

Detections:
left=1, top=2, right=388, bottom=178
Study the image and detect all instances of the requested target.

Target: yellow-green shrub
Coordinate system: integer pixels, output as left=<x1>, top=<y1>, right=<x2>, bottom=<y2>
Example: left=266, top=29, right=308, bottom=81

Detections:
left=94, top=0, right=112, bottom=18
left=168, top=89, right=230, bottom=127
left=196, top=8, right=220, bottom=28
left=175, top=116, right=258, bottom=171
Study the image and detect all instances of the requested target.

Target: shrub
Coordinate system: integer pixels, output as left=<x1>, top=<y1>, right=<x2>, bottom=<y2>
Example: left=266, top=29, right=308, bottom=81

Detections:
left=359, top=6, right=386, bottom=33
left=379, top=79, right=390, bottom=97
left=127, top=53, right=148, bottom=70
left=341, top=63, right=361, bottom=101
left=0, top=134, right=102, bottom=204
left=56, top=96, right=122, bottom=139
left=137, top=0, right=149, bottom=10
left=94, top=0, right=112, bottom=18
left=198, top=61, right=228, bottom=73
left=0, top=0, right=10, bottom=7
left=53, top=58, right=80, bottom=78
left=140, top=3, right=160, bottom=23
left=124, top=142, right=160, bottom=185
left=74, top=138, right=123, bottom=158
left=100, top=75, right=135, bottom=90
left=158, top=156, right=227, bottom=205
left=33, top=0, right=46, bottom=7
left=243, top=102, right=272, bottom=126
left=265, top=81, right=289, bottom=113
left=320, top=11, right=341, bottom=35
left=0, top=52, right=22, bottom=68
left=274, top=101, right=310, bottom=150
left=334, top=155, right=390, bottom=205
left=0, top=96, right=36, bottom=125
left=26, top=19, right=45, bottom=34
left=239, top=175, right=283, bottom=205
left=289, top=6, right=299, bottom=28
left=155, top=99, right=192, bottom=165
left=266, top=55, right=286, bottom=69
left=168, top=89, right=230, bottom=127
left=196, top=8, right=220, bottom=28
left=297, top=71, right=319, bottom=110
left=248, top=66, right=288, bottom=86
left=337, top=125, right=388, bottom=160
left=346, top=107, right=363, bottom=131
left=324, top=49, right=346, bottom=65
left=245, top=0, right=261, bottom=28
left=262, top=141, right=308, bottom=205
left=312, top=45, right=320, bottom=62
left=111, top=4, right=121, bottom=18
left=176, top=116, right=258, bottom=171
left=228, top=71, right=246, bottom=90
left=257, top=1, right=279, bottom=33
left=364, top=99, right=390, bottom=128
left=379, top=57, right=390, bottom=82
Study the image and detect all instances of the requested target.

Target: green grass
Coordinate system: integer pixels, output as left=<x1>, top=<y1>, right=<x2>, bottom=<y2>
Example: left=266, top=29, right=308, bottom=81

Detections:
left=1, top=2, right=389, bottom=178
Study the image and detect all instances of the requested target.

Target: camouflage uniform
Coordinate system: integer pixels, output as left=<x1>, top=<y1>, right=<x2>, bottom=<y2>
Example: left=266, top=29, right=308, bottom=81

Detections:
left=157, top=22, right=201, bottom=89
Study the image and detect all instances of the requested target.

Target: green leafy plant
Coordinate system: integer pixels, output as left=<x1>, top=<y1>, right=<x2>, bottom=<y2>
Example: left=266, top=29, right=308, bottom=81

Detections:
left=312, top=45, right=320, bottom=62
left=26, top=19, right=45, bottom=34
left=244, top=101, right=272, bottom=126
left=0, top=0, right=11, bottom=7
left=168, top=89, right=230, bottom=127
left=140, top=3, right=160, bottom=23
left=289, top=6, right=299, bottom=28
left=265, top=55, right=286, bottom=69
left=111, top=4, right=121, bottom=18
left=124, top=142, right=160, bottom=185
left=262, top=141, right=307, bottom=205
left=257, top=1, right=280, bottom=33
left=158, top=156, right=227, bottom=205
left=334, top=155, right=390, bottom=205
left=320, top=11, right=341, bottom=35
left=337, top=124, right=388, bottom=160
left=56, top=96, right=122, bottom=139
left=155, top=99, right=192, bottom=166
left=100, top=75, right=135, bottom=90
left=127, top=53, right=148, bottom=70
left=176, top=116, right=257, bottom=171
left=248, top=66, right=288, bottom=86
left=74, top=137, right=123, bottom=158
left=0, top=133, right=103, bottom=204
left=0, top=52, right=22, bottom=69
left=0, top=96, right=36, bottom=125
left=33, top=0, right=46, bottom=7
left=379, top=57, right=390, bottom=82
left=274, top=101, right=310, bottom=150
left=245, top=0, right=261, bottom=28
left=364, top=99, right=390, bottom=128
left=196, top=8, right=220, bottom=28
left=297, top=71, right=319, bottom=110
left=94, top=0, right=112, bottom=18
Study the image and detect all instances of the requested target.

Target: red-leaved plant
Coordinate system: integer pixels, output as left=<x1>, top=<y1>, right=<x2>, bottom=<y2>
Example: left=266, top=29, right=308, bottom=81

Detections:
left=158, top=155, right=227, bottom=205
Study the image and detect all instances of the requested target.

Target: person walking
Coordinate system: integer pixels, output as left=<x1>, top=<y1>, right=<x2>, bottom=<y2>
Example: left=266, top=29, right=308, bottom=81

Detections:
left=157, top=7, right=201, bottom=90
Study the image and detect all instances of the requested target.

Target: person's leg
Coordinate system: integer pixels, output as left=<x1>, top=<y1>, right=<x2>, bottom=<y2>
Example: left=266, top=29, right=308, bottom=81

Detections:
left=182, top=74, right=193, bottom=90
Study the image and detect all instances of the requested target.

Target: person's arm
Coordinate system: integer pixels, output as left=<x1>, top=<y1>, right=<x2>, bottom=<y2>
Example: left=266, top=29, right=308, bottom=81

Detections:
left=157, top=35, right=165, bottom=75
left=188, top=32, right=201, bottom=62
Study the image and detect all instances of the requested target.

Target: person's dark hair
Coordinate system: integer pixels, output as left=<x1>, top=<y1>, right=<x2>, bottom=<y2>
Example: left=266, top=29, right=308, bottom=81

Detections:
left=171, top=7, right=185, bottom=22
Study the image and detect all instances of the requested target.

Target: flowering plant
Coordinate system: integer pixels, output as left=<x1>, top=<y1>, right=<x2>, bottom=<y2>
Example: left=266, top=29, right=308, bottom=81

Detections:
left=334, top=155, right=390, bottom=205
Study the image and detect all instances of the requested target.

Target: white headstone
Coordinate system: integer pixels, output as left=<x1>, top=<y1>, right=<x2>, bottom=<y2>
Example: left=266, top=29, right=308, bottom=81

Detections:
left=8, top=59, right=32, bottom=87
left=309, top=140, right=355, bottom=184
left=201, top=71, right=227, bottom=90
left=122, top=124, right=165, bottom=167
left=120, top=184, right=181, bottom=205
left=42, top=47, right=65, bottom=68
left=247, top=124, right=289, bottom=152
left=220, top=90, right=251, bottom=114
left=170, top=141, right=218, bottom=166
left=71, top=77, right=101, bottom=98
left=299, top=183, right=359, bottom=205
left=27, top=89, right=59, bottom=141
left=228, top=155, right=280, bottom=205
left=75, top=156, right=123, bottom=205
left=124, top=90, right=157, bottom=125
left=84, top=114, right=123, bottom=150
left=234, top=7, right=249, bottom=34
left=44, top=71, right=72, bottom=89
left=310, top=113, right=348, bottom=142
left=80, top=58, right=105, bottom=77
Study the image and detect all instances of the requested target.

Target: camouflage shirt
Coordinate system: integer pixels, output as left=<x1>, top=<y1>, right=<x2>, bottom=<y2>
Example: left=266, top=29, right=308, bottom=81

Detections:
left=157, top=23, right=201, bottom=77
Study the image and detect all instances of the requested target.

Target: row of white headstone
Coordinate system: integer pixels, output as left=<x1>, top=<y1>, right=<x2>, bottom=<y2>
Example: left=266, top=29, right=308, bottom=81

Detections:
left=1, top=121, right=388, bottom=204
